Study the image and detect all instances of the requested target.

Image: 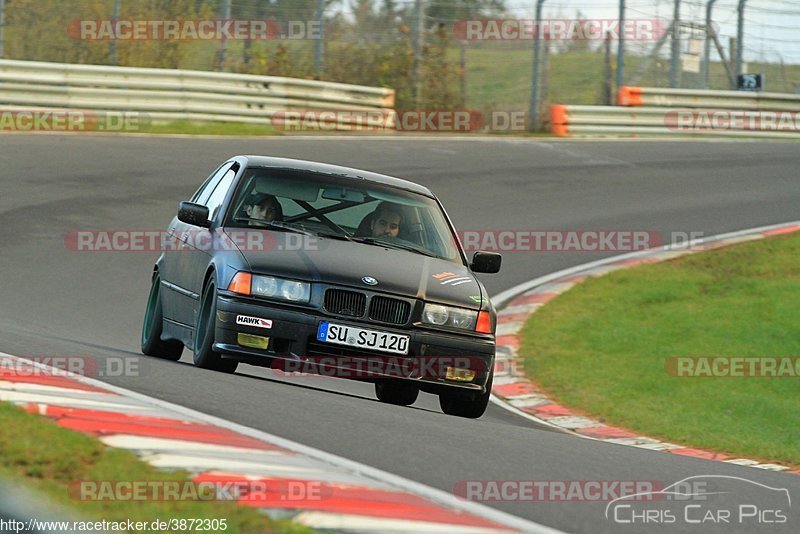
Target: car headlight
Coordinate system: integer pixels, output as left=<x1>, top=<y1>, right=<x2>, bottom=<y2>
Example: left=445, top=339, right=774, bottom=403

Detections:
left=422, top=303, right=477, bottom=330
left=252, top=275, right=279, bottom=297
left=228, top=272, right=310, bottom=304
left=253, top=275, right=310, bottom=303
left=280, top=279, right=308, bottom=301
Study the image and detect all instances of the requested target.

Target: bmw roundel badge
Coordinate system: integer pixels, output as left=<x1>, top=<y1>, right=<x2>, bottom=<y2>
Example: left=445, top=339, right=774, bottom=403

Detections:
left=362, top=276, right=378, bottom=286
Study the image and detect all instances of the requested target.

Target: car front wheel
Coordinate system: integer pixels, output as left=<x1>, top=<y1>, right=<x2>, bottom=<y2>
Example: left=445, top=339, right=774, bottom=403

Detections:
left=439, top=373, right=493, bottom=418
left=193, top=280, right=238, bottom=373
left=141, top=272, right=183, bottom=361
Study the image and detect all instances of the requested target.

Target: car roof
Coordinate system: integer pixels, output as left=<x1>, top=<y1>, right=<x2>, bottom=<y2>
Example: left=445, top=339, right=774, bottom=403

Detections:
left=237, top=155, right=435, bottom=198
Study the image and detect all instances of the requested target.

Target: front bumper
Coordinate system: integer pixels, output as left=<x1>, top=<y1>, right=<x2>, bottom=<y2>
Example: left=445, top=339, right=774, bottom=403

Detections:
left=213, top=294, right=495, bottom=394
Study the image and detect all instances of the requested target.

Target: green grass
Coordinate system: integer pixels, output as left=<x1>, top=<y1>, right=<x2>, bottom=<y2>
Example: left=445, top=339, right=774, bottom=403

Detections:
left=142, top=50, right=800, bottom=135
left=134, top=120, right=279, bottom=136
left=456, top=44, right=800, bottom=113
left=519, top=232, right=800, bottom=467
left=0, top=403, right=310, bottom=533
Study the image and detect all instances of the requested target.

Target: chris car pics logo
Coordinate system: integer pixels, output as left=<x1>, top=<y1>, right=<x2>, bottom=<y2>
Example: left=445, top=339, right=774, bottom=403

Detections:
left=605, top=475, right=791, bottom=526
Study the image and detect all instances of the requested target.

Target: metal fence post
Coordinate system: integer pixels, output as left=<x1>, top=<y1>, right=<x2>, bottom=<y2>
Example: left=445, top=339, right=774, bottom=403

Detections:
left=703, top=0, right=717, bottom=89
left=528, top=0, right=546, bottom=131
left=669, top=0, right=681, bottom=88
left=314, top=0, right=324, bottom=79
left=0, top=0, right=5, bottom=59
left=735, top=0, right=747, bottom=82
left=616, top=0, right=625, bottom=98
left=604, top=33, right=613, bottom=105
left=216, top=0, right=231, bottom=70
left=110, top=0, right=121, bottom=65
left=412, top=0, right=425, bottom=108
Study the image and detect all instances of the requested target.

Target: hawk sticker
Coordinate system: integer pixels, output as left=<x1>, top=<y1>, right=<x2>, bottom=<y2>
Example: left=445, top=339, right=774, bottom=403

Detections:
left=236, top=315, right=273, bottom=329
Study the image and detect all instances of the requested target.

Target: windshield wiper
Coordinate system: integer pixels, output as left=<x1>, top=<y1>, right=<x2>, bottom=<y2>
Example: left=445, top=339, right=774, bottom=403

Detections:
left=316, top=231, right=353, bottom=241
left=233, top=218, right=314, bottom=236
left=352, top=237, right=437, bottom=258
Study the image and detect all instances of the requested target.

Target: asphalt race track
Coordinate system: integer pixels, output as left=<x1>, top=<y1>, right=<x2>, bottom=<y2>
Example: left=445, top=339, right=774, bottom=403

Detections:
left=1, top=135, right=799, bottom=533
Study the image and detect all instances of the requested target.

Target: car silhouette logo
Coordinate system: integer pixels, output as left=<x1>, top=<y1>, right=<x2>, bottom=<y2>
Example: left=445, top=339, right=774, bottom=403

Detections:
left=362, top=276, right=378, bottom=286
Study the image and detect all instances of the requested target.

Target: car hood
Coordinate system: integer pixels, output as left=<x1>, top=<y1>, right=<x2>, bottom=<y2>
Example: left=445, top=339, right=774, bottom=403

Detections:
left=228, top=231, right=484, bottom=309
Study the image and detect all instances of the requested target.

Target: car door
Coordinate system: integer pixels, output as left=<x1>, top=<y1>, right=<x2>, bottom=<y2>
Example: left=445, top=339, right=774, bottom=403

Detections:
left=163, top=163, right=235, bottom=327
left=181, top=163, right=239, bottom=330
left=161, top=164, right=224, bottom=325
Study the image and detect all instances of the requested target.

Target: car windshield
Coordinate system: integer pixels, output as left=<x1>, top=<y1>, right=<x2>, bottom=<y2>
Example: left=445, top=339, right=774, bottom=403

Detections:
left=225, top=167, right=463, bottom=262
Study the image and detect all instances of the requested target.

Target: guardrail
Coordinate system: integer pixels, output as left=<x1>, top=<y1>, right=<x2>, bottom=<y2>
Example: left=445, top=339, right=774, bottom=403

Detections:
left=0, top=59, right=395, bottom=126
left=618, top=86, right=800, bottom=112
left=551, top=86, right=800, bottom=139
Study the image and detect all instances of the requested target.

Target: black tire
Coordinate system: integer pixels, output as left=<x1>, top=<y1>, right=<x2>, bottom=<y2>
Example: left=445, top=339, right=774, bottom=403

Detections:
left=141, top=272, right=183, bottom=361
left=193, top=280, right=238, bottom=373
left=439, top=373, right=493, bottom=418
left=375, top=381, right=419, bottom=406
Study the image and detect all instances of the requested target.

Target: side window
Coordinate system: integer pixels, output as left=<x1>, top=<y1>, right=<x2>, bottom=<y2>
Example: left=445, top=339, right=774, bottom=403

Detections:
left=205, top=167, right=238, bottom=221
left=193, top=163, right=232, bottom=206
left=420, top=208, right=456, bottom=259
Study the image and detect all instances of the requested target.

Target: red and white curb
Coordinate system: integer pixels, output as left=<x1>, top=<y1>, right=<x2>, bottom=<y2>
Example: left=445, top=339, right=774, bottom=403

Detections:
left=489, top=221, right=800, bottom=476
left=0, top=352, right=561, bottom=533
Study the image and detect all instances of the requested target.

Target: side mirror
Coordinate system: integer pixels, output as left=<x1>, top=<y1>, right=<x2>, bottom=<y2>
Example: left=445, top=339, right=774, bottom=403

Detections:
left=177, top=201, right=211, bottom=228
left=470, top=251, right=502, bottom=274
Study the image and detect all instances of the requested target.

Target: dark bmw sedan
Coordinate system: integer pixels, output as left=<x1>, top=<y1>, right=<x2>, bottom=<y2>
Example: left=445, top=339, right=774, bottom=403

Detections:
left=141, top=156, right=502, bottom=417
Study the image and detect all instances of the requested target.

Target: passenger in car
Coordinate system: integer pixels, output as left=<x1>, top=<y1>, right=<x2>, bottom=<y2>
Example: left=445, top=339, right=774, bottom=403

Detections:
left=356, top=201, right=403, bottom=238
left=245, top=193, right=283, bottom=225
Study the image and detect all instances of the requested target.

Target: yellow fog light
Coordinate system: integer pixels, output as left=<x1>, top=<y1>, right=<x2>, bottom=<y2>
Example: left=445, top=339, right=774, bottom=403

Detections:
left=237, top=333, right=269, bottom=350
left=445, top=367, right=476, bottom=382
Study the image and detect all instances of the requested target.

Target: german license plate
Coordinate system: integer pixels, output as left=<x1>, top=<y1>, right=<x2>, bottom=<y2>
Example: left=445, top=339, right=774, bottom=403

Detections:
left=317, top=322, right=410, bottom=355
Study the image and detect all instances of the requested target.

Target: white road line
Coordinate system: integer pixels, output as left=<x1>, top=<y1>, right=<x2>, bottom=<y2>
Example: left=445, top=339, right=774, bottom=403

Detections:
left=293, top=511, right=512, bottom=533
left=0, top=352, right=563, bottom=534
